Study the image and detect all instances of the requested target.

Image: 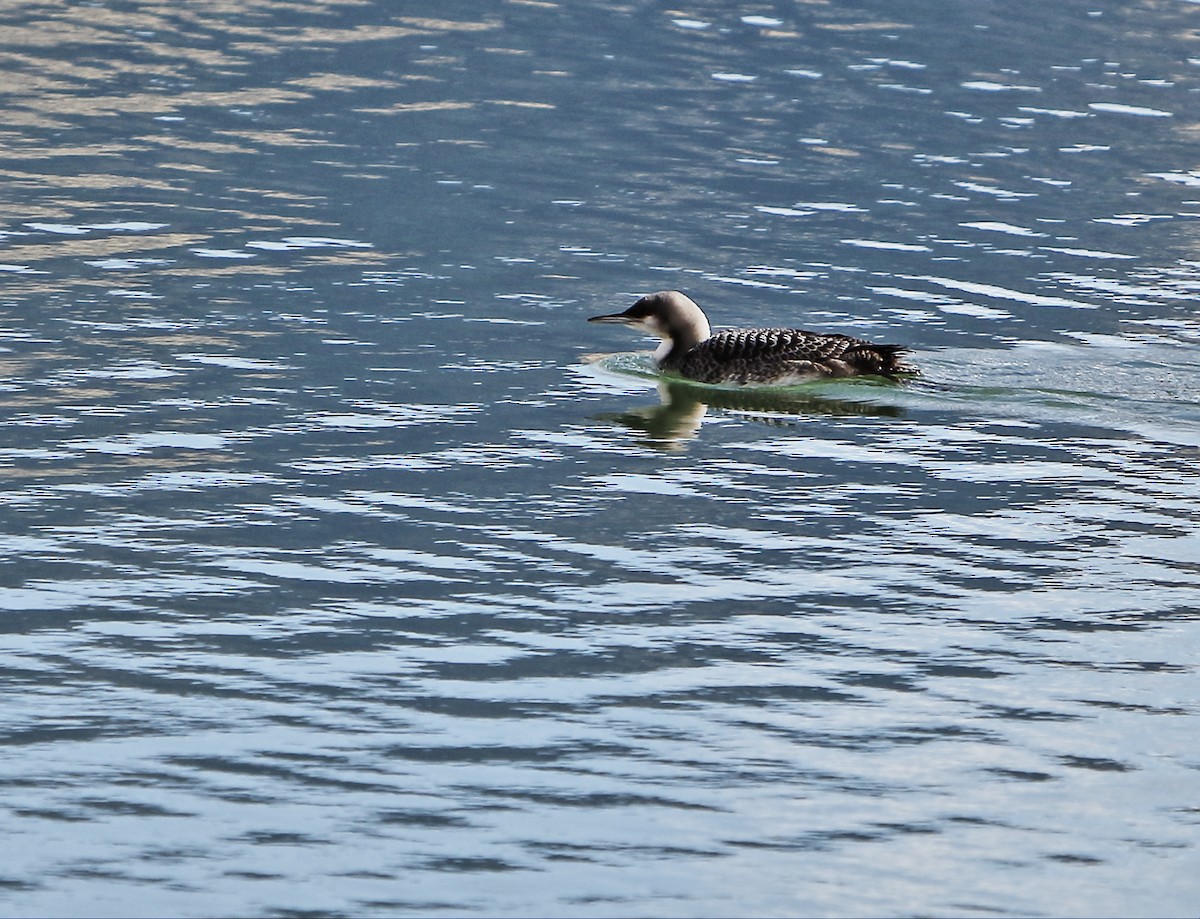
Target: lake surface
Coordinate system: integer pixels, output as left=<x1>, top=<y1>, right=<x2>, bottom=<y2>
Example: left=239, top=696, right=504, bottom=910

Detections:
left=1, top=1, right=1199, bottom=916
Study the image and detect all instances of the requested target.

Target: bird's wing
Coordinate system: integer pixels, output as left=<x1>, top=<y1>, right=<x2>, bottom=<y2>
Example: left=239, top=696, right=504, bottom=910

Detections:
left=700, top=329, right=867, bottom=362
left=683, top=329, right=910, bottom=382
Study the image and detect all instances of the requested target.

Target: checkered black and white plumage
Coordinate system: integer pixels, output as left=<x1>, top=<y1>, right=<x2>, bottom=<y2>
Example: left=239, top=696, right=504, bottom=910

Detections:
left=667, top=326, right=914, bottom=384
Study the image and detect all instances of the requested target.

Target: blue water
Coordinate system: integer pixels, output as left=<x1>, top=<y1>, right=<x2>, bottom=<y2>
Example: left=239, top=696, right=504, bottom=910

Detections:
left=1, top=2, right=1199, bottom=916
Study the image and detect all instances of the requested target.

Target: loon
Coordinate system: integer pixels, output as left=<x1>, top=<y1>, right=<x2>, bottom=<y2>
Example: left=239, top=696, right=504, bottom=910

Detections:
left=589, top=290, right=916, bottom=385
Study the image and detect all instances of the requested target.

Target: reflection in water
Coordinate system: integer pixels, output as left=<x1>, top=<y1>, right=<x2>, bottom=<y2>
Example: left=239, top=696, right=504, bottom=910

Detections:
left=599, top=382, right=707, bottom=450
left=599, top=377, right=904, bottom=449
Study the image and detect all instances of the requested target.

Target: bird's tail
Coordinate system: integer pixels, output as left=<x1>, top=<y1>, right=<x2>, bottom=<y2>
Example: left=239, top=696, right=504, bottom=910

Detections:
left=875, top=344, right=920, bottom=378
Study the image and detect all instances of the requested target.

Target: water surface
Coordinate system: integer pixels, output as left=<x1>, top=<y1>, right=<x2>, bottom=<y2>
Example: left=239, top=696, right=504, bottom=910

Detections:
left=1, top=1, right=1199, bottom=916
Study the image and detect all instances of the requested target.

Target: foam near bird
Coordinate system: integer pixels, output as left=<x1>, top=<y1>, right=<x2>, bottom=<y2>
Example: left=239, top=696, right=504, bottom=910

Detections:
left=589, top=290, right=917, bottom=385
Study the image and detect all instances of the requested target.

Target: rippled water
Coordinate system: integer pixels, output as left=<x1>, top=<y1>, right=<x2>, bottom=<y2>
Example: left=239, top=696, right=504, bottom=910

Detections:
left=2, top=2, right=1199, bottom=916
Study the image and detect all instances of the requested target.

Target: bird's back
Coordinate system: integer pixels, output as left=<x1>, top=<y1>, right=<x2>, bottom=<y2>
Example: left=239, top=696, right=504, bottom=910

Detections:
left=669, top=328, right=914, bottom=384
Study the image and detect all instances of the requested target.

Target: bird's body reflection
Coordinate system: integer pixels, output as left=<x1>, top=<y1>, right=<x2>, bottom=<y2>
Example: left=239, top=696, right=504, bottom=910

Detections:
left=598, top=378, right=903, bottom=450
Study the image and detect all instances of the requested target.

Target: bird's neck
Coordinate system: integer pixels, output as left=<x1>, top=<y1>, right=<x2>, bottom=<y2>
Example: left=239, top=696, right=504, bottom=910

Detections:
left=652, top=316, right=705, bottom=369
left=655, top=335, right=698, bottom=369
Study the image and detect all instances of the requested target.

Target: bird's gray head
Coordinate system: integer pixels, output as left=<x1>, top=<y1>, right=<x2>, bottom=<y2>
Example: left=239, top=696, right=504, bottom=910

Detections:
left=588, top=291, right=711, bottom=364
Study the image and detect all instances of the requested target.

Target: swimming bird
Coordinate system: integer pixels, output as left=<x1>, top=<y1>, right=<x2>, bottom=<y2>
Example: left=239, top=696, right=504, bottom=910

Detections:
left=589, top=290, right=916, bottom=385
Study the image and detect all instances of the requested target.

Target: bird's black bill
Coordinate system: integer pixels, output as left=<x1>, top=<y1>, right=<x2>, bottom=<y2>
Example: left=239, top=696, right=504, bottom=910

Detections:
left=587, top=312, right=633, bottom=324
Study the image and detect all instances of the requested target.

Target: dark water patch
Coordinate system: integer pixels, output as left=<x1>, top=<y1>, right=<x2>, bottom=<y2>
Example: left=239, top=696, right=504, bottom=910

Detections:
left=984, top=768, right=1057, bottom=783
left=76, top=797, right=194, bottom=818
left=164, top=755, right=393, bottom=794
left=1057, top=755, right=1133, bottom=773
left=376, top=810, right=471, bottom=829
left=419, top=856, right=523, bottom=874
left=1043, top=852, right=1105, bottom=865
